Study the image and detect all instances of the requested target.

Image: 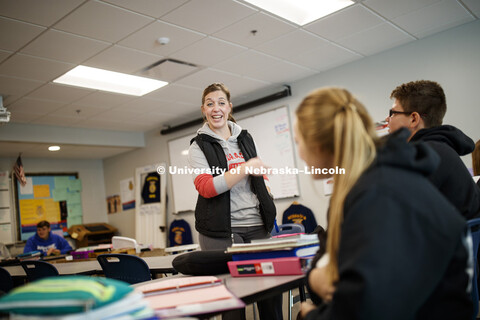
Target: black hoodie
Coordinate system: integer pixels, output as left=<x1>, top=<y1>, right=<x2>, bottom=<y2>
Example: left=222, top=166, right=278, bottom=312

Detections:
left=305, top=129, right=471, bottom=320
left=410, top=125, right=480, bottom=219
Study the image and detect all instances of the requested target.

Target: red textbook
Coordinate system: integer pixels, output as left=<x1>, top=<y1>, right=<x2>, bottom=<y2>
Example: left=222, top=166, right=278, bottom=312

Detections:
left=228, top=257, right=312, bottom=277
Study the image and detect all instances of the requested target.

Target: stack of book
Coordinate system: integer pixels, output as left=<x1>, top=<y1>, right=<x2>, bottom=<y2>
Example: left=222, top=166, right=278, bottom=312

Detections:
left=226, top=234, right=319, bottom=277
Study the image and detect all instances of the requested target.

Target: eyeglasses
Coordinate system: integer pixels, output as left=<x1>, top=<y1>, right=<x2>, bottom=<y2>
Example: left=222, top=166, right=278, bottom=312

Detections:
left=389, top=109, right=412, bottom=118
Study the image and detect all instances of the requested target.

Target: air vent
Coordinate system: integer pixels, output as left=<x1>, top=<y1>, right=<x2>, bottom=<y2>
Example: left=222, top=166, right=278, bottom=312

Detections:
left=139, top=59, right=198, bottom=82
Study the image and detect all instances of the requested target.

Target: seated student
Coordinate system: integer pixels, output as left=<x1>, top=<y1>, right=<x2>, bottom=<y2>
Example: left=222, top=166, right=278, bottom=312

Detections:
left=387, top=80, right=480, bottom=219
left=294, top=87, right=471, bottom=319
left=23, top=220, right=72, bottom=256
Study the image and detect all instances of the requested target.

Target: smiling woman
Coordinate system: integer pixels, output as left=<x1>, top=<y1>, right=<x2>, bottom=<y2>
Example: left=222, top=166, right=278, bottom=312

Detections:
left=186, top=82, right=282, bottom=319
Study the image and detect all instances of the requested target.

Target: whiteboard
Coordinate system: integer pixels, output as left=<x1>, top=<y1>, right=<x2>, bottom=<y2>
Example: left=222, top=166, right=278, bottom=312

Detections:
left=168, top=106, right=299, bottom=214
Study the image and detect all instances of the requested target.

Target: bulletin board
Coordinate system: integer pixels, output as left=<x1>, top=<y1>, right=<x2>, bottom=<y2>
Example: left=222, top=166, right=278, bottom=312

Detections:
left=13, top=173, right=82, bottom=241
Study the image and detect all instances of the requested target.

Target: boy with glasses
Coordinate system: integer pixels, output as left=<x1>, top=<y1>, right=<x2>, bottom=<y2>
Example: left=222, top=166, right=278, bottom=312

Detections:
left=387, top=80, right=480, bottom=219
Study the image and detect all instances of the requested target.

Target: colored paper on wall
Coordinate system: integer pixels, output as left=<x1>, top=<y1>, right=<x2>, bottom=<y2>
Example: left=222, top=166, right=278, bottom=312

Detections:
left=54, top=176, right=70, bottom=189
left=33, top=184, right=50, bottom=198
left=52, top=188, right=68, bottom=201
left=67, top=215, right=82, bottom=228
left=67, top=192, right=81, bottom=205
left=69, top=179, right=82, bottom=192
left=20, top=177, right=33, bottom=195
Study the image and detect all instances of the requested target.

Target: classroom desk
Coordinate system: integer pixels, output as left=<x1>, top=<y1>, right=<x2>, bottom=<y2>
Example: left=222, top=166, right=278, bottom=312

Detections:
left=132, top=273, right=306, bottom=313
left=4, top=254, right=180, bottom=277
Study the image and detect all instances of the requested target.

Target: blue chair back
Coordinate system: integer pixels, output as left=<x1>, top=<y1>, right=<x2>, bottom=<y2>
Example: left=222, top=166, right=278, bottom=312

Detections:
left=468, top=218, right=480, bottom=320
left=20, top=260, right=59, bottom=282
left=97, top=254, right=151, bottom=285
left=271, top=223, right=305, bottom=236
left=0, top=266, right=13, bottom=294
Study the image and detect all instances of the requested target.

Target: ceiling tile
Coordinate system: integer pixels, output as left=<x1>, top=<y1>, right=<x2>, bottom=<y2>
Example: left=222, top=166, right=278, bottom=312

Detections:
left=0, top=75, right=44, bottom=99
left=148, top=100, right=198, bottom=115
left=21, top=29, right=110, bottom=64
left=288, top=41, right=361, bottom=71
left=32, top=114, right=83, bottom=126
left=363, top=0, right=442, bottom=20
left=84, top=45, right=163, bottom=74
left=336, top=22, right=414, bottom=56
left=0, top=17, right=46, bottom=51
left=0, top=0, right=84, bottom=27
left=118, top=20, right=204, bottom=56
left=73, top=91, right=137, bottom=109
left=0, top=50, right=12, bottom=64
left=115, top=97, right=163, bottom=113
left=145, top=83, right=203, bottom=105
left=172, top=37, right=247, bottom=66
left=53, top=104, right=105, bottom=118
left=74, top=117, right=129, bottom=131
left=305, top=5, right=384, bottom=41
left=162, top=0, right=257, bottom=35
left=132, top=111, right=179, bottom=124
left=214, top=50, right=315, bottom=83
left=212, top=12, right=296, bottom=48
left=254, top=29, right=327, bottom=60
left=461, top=0, right=480, bottom=16
left=0, top=142, right=41, bottom=156
left=101, top=0, right=189, bottom=18
left=392, top=0, right=475, bottom=38
left=176, top=68, right=270, bottom=97
left=27, top=83, right=94, bottom=103
left=8, top=97, right=66, bottom=115
left=0, top=53, right=74, bottom=82
left=94, top=108, right=140, bottom=122
left=54, top=1, right=154, bottom=42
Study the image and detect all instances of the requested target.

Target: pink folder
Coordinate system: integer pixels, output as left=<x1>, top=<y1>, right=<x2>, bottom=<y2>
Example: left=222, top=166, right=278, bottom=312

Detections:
left=228, top=257, right=311, bottom=277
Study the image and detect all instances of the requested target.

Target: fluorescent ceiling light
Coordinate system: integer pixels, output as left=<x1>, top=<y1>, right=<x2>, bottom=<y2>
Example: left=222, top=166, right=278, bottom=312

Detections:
left=54, top=65, right=168, bottom=96
left=48, top=146, right=60, bottom=151
left=244, top=0, right=354, bottom=26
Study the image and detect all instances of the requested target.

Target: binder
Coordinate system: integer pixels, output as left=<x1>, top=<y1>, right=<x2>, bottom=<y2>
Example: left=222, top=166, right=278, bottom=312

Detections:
left=134, top=276, right=245, bottom=318
left=232, top=243, right=319, bottom=261
left=228, top=257, right=312, bottom=277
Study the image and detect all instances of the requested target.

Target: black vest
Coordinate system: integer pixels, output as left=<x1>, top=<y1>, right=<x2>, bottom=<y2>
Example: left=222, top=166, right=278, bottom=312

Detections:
left=192, top=130, right=276, bottom=238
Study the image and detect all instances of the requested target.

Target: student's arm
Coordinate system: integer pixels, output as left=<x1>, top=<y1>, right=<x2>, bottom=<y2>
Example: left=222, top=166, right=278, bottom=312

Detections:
left=223, top=158, right=269, bottom=189
left=23, top=238, right=36, bottom=253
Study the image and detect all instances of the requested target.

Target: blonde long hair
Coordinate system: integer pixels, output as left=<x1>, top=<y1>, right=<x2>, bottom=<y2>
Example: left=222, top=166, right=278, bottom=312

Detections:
left=296, top=87, right=377, bottom=283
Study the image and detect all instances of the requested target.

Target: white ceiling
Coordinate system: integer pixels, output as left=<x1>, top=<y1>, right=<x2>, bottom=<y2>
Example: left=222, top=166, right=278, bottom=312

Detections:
left=0, top=0, right=478, bottom=159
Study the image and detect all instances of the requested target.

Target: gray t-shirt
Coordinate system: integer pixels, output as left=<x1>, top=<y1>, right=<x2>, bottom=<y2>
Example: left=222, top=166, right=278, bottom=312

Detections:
left=188, top=121, right=267, bottom=227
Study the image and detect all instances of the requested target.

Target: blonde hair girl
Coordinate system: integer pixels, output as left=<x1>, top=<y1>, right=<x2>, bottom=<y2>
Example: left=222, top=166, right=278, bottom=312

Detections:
left=296, top=87, right=377, bottom=284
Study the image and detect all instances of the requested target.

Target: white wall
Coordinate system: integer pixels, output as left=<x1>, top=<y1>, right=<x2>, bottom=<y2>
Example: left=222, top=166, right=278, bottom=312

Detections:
left=105, top=19, right=480, bottom=243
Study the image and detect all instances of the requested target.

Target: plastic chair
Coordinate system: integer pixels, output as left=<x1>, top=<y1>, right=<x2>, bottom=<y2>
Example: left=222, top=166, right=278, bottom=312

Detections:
left=20, top=260, right=59, bottom=282
left=468, top=218, right=480, bottom=320
left=97, top=253, right=151, bottom=285
left=0, top=266, right=13, bottom=294
left=271, top=223, right=305, bottom=236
